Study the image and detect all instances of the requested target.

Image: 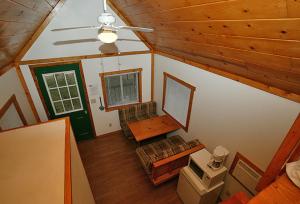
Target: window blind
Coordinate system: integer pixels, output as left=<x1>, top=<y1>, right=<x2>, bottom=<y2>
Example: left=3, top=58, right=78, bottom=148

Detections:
left=163, top=73, right=195, bottom=131
left=104, top=72, right=139, bottom=107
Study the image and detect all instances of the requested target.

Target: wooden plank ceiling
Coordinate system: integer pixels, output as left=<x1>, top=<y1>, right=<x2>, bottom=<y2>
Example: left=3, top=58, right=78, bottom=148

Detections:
left=111, top=0, right=300, bottom=95
left=0, top=0, right=60, bottom=68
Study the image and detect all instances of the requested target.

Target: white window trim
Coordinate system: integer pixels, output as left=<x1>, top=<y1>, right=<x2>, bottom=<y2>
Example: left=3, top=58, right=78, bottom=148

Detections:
left=162, top=72, right=196, bottom=132
left=100, top=68, right=142, bottom=111
left=104, top=71, right=139, bottom=107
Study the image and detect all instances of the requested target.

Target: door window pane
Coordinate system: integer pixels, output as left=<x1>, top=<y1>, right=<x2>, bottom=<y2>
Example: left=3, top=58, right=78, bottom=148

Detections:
left=54, top=101, right=64, bottom=113
left=49, top=89, right=61, bottom=101
left=66, top=73, right=76, bottom=85
left=63, top=100, right=73, bottom=111
left=69, top=86, right=79, bottom=98
left=55, top=73, right=67, bottom=86
left=59, top=87, right=70, bottom=99
left=45, top=74, right=56, bottom=88
left=42, top=70, right=84, bottom=115
left=72, top=98, right=81, bottom=109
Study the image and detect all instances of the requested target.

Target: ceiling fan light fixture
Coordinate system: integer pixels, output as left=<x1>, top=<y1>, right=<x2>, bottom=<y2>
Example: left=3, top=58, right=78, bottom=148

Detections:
left=98, top=30, right=118, bottom=43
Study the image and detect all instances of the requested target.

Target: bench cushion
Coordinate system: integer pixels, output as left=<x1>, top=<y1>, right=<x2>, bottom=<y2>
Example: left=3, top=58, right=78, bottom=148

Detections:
left=136, top=135, right=201, bottom=174
left=136, top=103, right=149, bottom=120
left=118, top=101, right=157, bottom=139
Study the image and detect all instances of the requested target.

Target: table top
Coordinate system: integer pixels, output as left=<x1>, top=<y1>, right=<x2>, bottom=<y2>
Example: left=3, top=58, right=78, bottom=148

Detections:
left=248, top=174, right=300, bottom=204
left=127, top=115, right=180, bottom=142
left=0, top=120, right=66, bottom=204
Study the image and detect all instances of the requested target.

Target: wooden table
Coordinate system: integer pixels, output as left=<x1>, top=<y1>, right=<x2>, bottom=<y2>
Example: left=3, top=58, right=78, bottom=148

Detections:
left=127, top=115, right=180, bottom=142
left=248, top=174, right=300, bottom=204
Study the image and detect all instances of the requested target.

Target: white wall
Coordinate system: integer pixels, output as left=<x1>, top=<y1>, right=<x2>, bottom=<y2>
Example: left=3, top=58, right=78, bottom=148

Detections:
left=21, top=54, right=151, bottom=135
left=0, top=105, right=24, bottom=130
left=0, top=68, right=37, bottom=125
left=20, top=65, right=49, bottom=122
left=154, top=54, right=300, bottom=199
left=82, top=54, right=151, bottom=135
left=19, top=0, right=152, bottom=135
left=23, top=0, right=148, bottom=60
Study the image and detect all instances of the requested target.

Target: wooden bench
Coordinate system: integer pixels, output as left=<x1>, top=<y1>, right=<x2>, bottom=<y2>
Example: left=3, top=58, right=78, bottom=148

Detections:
left=136, top=135, right=205, bottom=185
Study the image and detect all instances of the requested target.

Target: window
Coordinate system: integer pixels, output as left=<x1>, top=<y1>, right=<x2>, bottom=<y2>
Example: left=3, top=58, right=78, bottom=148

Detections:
left=100, top=68, right=142, bottom=111
left=42, top=70, right=83, bottom=115
left=162, top=72, right=196, bottom=131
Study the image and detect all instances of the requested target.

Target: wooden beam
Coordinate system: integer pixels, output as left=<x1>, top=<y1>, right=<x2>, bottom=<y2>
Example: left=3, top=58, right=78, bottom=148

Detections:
left=15, top=0, right=66, bottom=62
left=64, top=117, right=72, bottom=204
left=256, top=113, right=300, bottom=192
left=107, top=0, right=153, bottom=50
left=0, top=94, right=28, bottom=127
left=288, top=141, right=300, bottom=163
left=19, top=50, right=151, bottom=65
left=78, top=61, right=97, bottom=138
left=154, top=50, right=300, bottom=104
left=151, top=51, right=154, bottom=101
left=0, top=63, right=14, bottom=76
left=15, top=64, right=41, bottom=122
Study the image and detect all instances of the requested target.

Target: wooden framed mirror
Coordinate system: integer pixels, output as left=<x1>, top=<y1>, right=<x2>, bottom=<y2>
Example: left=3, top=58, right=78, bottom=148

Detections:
left=162, top=72, right=196, bottom=131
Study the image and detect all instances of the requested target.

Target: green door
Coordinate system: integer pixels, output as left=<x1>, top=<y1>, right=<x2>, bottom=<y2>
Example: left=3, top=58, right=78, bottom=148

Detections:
left=34, top=63, right=94, bottom=141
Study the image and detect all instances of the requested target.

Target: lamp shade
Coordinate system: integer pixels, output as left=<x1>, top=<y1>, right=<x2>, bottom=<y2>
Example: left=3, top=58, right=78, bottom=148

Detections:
left=98, top=30, right=118, bottom=43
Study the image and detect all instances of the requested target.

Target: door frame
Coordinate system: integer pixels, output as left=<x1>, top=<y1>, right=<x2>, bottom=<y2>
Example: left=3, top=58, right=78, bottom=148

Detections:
left=29, top=61, right=96, bottom=138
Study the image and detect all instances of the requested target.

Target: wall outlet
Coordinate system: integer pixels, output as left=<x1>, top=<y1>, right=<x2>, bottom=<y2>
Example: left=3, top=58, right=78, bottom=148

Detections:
left=109, top=123, right=112, bottom=127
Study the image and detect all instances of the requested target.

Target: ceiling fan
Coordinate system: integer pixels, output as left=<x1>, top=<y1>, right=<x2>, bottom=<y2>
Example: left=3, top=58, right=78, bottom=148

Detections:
left=51, top=0, right=154, bottom=44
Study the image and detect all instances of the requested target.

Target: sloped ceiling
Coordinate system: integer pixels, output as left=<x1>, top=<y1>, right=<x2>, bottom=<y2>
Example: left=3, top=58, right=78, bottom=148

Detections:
left=1, top=0, right=300, bottom=97
left=0, top=0, right=61, bottom=68
left=111, top=0, right=300, bottom=95
left=22, top=0, right=148, bottom=60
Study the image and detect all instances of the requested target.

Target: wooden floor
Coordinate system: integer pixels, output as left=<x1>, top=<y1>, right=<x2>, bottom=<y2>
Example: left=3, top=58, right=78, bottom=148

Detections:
left=78, top=131, right=182, bottom=204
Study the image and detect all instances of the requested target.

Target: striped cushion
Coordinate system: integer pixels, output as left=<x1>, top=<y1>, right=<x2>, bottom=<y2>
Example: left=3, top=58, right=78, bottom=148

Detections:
left=147, top=101, right=157, bottom=117
left=136, top=103, right=149, bottom=120
left=136, top=135, right=199, bottom=174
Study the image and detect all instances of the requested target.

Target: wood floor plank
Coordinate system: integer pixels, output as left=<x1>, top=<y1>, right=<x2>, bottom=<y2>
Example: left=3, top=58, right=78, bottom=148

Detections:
left=78, top=132, right=182, bottom=204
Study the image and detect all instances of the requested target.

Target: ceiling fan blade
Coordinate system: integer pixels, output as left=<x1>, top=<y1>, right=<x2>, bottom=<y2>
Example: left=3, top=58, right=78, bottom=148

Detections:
left=51, top=25, right=102, bottom=31
left=117, top=38, right=142, bottom=42
left=117, top=25, right=154, bottom=33
left=54, top=38, right=100, bottom=45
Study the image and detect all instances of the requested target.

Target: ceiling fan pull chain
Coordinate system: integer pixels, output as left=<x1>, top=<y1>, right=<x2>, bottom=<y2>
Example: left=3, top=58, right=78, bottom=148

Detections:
left=117, top=55, right=121, bottom=71
left=101, top=57, right=104, bottom=73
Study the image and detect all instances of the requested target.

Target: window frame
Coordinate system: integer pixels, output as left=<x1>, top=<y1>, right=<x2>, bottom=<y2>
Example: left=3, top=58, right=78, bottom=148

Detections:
left=162, top=72, right=196, bottom=132
left=99, top=68, right=143, bottom=112
left=42, top=70, right=84, bottom=115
